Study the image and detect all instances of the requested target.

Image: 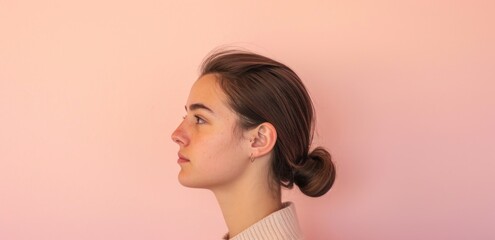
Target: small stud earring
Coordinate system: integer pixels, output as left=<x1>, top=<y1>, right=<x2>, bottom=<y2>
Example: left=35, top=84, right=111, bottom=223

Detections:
left=249, top=153, right=255, bottom=163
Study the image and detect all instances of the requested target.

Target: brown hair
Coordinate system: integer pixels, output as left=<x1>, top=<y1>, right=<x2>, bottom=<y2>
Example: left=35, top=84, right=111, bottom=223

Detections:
left=200, top=49, right=335, bottom=197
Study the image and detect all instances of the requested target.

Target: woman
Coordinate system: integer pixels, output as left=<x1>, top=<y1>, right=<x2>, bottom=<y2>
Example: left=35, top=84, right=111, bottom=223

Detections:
left=171, top=49, right=336, bottom=239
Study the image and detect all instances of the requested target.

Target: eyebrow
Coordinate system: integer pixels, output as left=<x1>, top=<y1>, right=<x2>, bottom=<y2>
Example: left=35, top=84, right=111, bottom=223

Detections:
left=185, top=103, right=214, bottom=113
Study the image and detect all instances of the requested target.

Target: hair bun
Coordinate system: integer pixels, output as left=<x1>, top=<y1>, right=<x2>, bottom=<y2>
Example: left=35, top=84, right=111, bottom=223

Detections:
left=293, top=147, right=336, bottom=197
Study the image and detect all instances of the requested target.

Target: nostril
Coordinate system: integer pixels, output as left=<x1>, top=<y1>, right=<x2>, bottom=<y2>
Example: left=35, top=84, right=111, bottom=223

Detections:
left=171, top=133, right=184, bottom=145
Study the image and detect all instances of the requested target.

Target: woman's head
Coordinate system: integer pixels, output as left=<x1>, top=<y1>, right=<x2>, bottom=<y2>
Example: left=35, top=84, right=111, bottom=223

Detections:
left=171, top=74, right=254, bottom=189
left=198, top=49, right=336, bottom=197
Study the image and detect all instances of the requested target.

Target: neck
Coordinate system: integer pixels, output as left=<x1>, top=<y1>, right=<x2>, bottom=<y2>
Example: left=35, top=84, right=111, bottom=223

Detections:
left=212, top=171, right=282, bottom=238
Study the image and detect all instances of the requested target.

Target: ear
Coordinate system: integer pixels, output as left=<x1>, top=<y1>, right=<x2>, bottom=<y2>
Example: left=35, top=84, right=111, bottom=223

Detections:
left=248, top=122, right=277, bottom=158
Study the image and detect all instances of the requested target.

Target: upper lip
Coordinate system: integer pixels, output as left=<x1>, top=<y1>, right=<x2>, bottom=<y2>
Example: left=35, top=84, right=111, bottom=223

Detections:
left=178, top=153, right=189, bottom=161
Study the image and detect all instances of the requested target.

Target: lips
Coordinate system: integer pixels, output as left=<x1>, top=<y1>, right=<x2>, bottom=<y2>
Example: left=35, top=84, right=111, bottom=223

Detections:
left=177, top=153, right=190, bottom=164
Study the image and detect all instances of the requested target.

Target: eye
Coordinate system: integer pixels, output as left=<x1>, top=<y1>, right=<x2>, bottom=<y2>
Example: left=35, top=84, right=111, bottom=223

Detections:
left=194, top=115, right=206, bottom=124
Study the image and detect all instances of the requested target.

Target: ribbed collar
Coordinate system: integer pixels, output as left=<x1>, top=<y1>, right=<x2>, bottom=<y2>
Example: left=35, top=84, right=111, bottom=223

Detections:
left=223, top=202, right=303, bottom=240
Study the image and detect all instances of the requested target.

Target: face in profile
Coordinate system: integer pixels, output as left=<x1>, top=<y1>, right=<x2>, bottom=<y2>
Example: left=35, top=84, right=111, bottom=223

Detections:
left=171, top=74, right=252, bottom=190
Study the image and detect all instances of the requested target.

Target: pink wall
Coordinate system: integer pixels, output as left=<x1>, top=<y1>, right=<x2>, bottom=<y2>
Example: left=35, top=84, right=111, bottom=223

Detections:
left=1, top=1, right=494, bottom=239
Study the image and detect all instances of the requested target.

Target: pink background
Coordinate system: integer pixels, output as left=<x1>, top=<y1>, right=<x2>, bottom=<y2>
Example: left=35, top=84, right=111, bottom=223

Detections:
left=1, top=1, right=494, bottom=239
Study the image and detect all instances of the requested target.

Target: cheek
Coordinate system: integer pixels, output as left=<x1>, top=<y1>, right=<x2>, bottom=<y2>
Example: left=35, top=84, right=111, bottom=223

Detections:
left=200, top=131, right=242, bottom=166
left=189, top=131, right=248, bottom=183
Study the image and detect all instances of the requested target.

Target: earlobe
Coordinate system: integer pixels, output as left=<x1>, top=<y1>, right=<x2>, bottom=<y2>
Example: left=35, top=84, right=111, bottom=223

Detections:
left=250, top=122, right=277, bottom=158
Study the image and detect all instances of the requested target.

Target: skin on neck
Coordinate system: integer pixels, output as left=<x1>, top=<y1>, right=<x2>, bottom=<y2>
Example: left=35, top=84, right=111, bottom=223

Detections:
left=211, top=153, right=283, bottom=238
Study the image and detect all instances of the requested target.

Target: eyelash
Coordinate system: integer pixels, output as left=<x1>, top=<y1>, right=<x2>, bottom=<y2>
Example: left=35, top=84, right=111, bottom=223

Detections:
left=183, top=115, right=206, bottom=124
left=194, top=115, right=206, bottom=124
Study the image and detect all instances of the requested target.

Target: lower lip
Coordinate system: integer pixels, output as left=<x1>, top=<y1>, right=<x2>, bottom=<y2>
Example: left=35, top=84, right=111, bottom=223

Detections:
left=177, top=158, right=190, bottom=164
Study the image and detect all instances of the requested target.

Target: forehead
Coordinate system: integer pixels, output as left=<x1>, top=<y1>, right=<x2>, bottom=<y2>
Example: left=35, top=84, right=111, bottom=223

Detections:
left=187, top=74, right=230, bottom=112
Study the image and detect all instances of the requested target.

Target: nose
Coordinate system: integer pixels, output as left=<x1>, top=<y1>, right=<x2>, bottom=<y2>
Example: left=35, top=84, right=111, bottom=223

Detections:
left=171, top=122, right=188, bottom=146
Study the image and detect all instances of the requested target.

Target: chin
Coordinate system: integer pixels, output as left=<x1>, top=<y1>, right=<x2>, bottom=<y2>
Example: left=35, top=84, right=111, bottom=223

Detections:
left=178, top=173, right=205, bottom=189
left=178, top=172, right=228, bottom=190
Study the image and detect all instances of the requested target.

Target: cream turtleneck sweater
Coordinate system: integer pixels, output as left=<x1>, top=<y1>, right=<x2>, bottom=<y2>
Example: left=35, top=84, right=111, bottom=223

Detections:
left=223, top=202, right=303, bottom=240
